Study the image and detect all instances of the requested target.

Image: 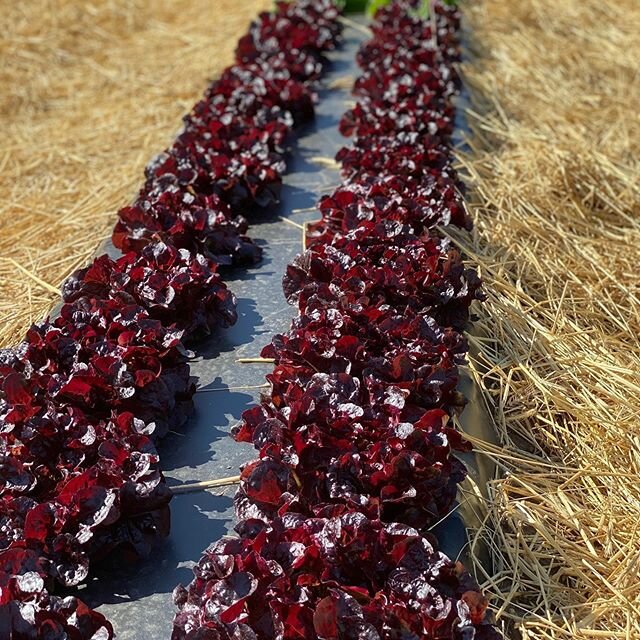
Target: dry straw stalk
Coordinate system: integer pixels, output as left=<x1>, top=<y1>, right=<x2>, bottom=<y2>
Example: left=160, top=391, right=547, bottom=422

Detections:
left=457, top=0, right=640, bottom=637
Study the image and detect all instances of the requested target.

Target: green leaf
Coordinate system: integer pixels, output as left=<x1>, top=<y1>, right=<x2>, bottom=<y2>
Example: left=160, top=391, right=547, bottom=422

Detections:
left=343, top=0, right=367, bottom=10
left=404, top=0, right=430, bottom=19
left=365, top=0, right=391, bottom=18
left=416, top=0, right=431, bottom=18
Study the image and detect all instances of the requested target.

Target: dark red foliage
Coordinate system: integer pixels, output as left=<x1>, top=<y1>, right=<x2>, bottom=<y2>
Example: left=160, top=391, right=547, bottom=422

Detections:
left=336, top=133, right=459, bottom=187
left=306, top=176, right=471, bottom=245
left=172, top=513, right=499, bottom=640
left=286, top=224, right=481, bottom=330
left=1, top=318, right=176, bottom=584
left=236, top=0, right=341, bottom=65
left=112, top=2, right=344, bottom=262
left=234, top=391, right=470, bottom=528
left=261, top=313, right=467, bottom=417
left=142, top=142, right=287, bottom=211
left=62, top=242, right=237, bottom=341
left=207, top=66, right=316, bottom=128
left=1, top=0, right=343, bottom=637
left=340, top=95, right=454, bottom=140
left=2, top=297, right=193, bottom=433
left=0, top=252, right=194, bottom=636
left=0, top=569, right=114, bottom=640
left=113, top=190, right=262, bottom=266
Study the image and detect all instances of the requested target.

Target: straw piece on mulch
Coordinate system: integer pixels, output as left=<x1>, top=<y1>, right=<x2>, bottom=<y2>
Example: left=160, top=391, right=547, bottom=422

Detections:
left=0, top=0, right=271, bottom=348
left=456, top=0, right=640, bottom=637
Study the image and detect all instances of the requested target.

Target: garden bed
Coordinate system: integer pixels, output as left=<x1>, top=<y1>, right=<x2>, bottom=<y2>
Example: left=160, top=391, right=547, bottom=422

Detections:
left=1, top=2, right=502, bottom=638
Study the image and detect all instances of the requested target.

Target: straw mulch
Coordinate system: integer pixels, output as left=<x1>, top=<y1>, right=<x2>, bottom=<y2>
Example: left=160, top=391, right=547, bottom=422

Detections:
left=0, top=0, right=270, bottom=348
left=452, top=0, right=640, bottom=637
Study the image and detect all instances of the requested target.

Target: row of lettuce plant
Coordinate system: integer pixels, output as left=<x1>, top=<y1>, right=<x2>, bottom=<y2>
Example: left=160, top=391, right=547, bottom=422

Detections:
left=0, top=2, right=343, bottom=637
left=171, top=2, right=500, bottom=639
